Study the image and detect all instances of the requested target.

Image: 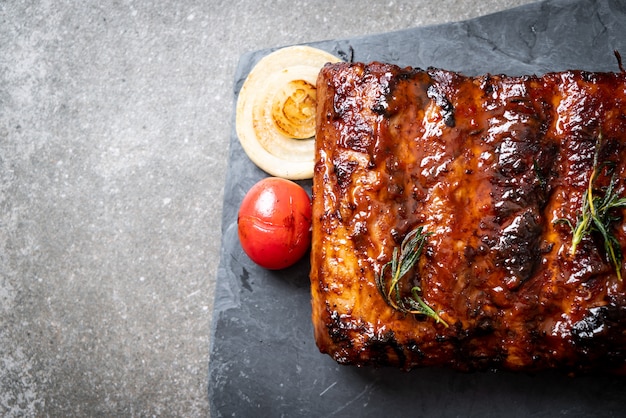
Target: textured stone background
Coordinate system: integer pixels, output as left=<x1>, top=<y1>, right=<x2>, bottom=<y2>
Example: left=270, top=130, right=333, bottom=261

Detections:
left=1, top=1, right=534, bottom=416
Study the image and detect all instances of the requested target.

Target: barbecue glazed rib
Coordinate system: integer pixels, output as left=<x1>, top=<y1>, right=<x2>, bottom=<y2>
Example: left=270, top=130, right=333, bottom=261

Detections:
left=310, top=61, right=626, bottom=373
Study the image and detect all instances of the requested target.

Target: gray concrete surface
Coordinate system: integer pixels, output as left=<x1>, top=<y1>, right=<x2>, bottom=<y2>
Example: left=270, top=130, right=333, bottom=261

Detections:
left=1, top=1, right=536, bottom=416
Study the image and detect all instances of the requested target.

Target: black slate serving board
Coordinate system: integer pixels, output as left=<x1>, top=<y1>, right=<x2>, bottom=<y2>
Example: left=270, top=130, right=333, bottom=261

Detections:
left=209, top=1, right=626, bottom=416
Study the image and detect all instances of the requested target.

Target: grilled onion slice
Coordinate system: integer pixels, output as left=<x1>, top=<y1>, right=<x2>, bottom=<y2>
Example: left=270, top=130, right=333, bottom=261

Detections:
left=236, top=46, right=341, bottom=179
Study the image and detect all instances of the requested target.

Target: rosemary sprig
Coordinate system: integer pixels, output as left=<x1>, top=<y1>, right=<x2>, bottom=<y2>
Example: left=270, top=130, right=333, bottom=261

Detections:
left=559, top=137, right=626, bottom=280
left=375, top=226, right=448, bottom=326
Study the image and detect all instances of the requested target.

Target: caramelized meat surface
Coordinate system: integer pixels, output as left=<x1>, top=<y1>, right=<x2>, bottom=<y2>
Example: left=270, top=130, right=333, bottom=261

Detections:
left=310, top=62, right=626, bottom=372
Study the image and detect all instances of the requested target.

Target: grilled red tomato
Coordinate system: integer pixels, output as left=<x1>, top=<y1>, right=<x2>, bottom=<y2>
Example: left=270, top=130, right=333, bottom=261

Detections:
left=237, top=177, right=312, bottom=269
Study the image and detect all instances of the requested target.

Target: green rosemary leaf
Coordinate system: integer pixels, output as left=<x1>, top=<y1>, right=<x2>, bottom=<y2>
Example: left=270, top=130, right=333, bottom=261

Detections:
left=409, top=287, right=448, bottom=326
left=376, top=226, right=448, bottom=326
left=559, top=136, right=626, bottom=280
